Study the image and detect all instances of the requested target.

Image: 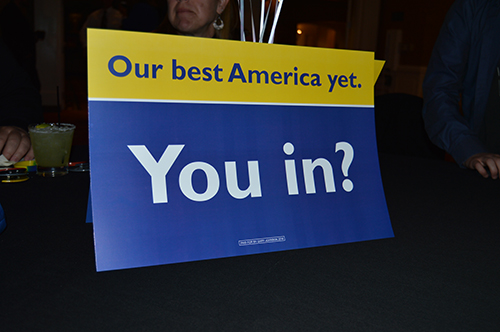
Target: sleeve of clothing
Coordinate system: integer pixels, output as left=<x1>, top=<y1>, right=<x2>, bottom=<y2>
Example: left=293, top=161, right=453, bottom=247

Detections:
left=0, top=40, right=43, bottom=131
left=422, top=0, right=489, bottom=166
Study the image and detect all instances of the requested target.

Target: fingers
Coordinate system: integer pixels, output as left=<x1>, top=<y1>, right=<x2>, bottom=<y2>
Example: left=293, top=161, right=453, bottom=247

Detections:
left=24, top=146, right=35, bottom=161
left=0, top=126, right=32, bottom=162
left=465, top=153, right=500, bottom=179
left=0, top=127, right=10, bottom=154
left=484, top=156, right=500, bottom=179
left=472, top=160, right=490, bottom=178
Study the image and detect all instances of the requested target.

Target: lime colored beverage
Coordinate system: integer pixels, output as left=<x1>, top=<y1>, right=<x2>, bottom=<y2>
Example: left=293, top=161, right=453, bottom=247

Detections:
left=29, top=123, right=75, bottom=177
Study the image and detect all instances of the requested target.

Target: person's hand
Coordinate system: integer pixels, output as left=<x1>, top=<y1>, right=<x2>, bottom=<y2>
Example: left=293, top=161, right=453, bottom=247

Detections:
left=0, top=126, right=34, bottom=162
left=464, top=152, right=500, bottom=179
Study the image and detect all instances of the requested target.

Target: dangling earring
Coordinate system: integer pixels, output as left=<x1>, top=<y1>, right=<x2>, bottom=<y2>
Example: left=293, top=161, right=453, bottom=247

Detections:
left=213, top=15, right=224, bottom=31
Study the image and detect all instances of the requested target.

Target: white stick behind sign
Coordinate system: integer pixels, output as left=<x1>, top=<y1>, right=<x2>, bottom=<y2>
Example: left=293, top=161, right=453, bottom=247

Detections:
left=240, top=0, right=284, bottom=44
left=238, top=0, right=246, bottom=41
left=268, top=0, right=283, bottom=44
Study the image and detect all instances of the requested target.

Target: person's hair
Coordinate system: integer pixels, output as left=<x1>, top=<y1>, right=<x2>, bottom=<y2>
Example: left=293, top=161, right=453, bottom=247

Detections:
left=218, top=0, right=239, bottom=40
left=154, top=0, right=239, bottom=40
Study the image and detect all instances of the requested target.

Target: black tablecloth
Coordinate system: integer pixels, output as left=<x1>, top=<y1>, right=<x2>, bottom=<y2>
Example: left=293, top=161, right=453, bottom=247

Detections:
left=1, top=154, right=499, bottom=331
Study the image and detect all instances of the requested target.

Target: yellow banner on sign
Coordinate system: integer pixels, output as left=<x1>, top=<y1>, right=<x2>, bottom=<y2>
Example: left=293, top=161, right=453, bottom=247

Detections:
left=88, top=29, right=383, bottom=106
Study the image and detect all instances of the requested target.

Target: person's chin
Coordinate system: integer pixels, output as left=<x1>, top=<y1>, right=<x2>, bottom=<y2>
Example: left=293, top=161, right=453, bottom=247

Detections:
left=175, top=11, right=196, bottom=23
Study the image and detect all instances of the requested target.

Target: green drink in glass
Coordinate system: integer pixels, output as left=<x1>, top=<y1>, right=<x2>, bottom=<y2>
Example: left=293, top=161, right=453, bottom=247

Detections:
left=29, top=123, right=75, bottom=177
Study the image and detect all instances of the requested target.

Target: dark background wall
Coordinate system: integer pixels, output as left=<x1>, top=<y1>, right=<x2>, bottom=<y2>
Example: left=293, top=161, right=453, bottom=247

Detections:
left=376, top=0, right=455, bottom=67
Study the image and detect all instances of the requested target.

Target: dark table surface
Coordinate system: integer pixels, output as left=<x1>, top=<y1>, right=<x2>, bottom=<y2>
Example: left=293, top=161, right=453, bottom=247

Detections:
left=1, top=154, right=499, bottom=331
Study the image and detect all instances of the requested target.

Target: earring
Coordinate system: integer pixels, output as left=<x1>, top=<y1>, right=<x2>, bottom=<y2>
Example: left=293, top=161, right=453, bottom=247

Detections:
left=213, top=15, right=224, bottom=31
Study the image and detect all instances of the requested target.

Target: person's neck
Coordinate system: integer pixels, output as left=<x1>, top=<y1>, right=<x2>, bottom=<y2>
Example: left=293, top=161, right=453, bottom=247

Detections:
left=178, top=26, right=216, bottom=38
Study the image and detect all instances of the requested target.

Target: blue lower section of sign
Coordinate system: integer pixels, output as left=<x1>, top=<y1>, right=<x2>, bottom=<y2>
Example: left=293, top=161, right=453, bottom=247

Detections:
left=89, top=101, right=393, bottom=271
left=86, top=192, right=92, bottom=223
left=0, top=203, right=5, bottom=234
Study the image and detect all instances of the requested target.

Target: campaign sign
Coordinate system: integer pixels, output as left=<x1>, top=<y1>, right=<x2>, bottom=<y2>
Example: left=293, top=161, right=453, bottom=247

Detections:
left=88, top=29, right=393, bottom=272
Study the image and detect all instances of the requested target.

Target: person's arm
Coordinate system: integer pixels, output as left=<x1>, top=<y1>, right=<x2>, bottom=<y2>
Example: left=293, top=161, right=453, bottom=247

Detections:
left=422, top=0, right=489, bottom=166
